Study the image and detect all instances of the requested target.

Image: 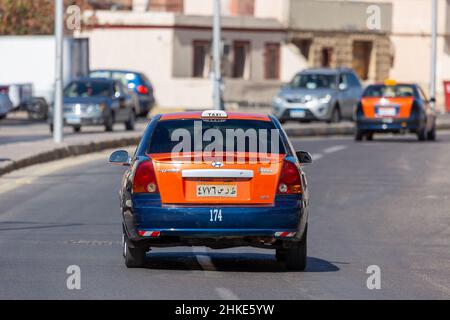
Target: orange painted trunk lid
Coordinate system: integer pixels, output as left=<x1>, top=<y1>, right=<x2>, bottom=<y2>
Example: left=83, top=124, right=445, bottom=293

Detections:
left=361, top=97, right=414, bottom=119
left=149, top=152, right=284, bottom=205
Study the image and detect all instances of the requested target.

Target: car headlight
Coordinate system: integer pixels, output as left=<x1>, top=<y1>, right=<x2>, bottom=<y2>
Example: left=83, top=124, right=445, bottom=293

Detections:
left=273, top=96, right=284, bottom=105
left=319, top=95, right=332, bottom=104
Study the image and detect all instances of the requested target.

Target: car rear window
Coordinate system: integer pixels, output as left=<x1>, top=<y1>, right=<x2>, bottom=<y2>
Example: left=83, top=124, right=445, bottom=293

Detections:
left=363, top=85, right=415, bottom=98
left=148, top=119, right=286, bottom=155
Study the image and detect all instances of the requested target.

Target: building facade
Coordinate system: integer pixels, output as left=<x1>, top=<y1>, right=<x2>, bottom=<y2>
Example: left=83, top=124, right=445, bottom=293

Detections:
left=78, top=0, right=449, bottom=111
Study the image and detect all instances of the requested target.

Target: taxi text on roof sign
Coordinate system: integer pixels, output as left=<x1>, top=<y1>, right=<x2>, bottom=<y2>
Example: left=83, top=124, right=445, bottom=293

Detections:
left=201, top=110, right=228, bottom=119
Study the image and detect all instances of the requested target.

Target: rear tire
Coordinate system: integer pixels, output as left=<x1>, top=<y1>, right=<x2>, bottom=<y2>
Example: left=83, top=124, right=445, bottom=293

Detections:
left=355, top=129, right=364, bottom=141
left=73, top=126, right=81, bottom=133
left=276, top=248, right=287, bottom=262
left=105, top=113, right=114, bottom=132
left=285, top=228, right=307, bottom=271
left=417, top=126, right=427, bottom=141
left=125, top=111, right=136, bottom=131
left=427, top=123, right=436, bottom=141
left=123, top=233, right=146, bottom=268
left=327, top=106, right=341, bottom=123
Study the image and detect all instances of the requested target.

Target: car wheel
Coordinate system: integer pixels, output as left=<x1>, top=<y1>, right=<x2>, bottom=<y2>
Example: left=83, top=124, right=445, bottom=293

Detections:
left=328, top=106, right=341, bottom=123
left=427, top=123, right=437, bottom=141
left=355, top=129, right=364, bottom=141
left=125, top=111, right=136, bottom=131
left=105, top=113, right=114, bottom=132
left=366, top=133, right=374, bottom=141
left=276, top=248, right=287, bottom=262
left=417, top=126, right=427, bottom=141
left=123, top=233, right=146, bottom=268
left=73, top=126, right=81, bottom=133
left=285, top=228, right=307, bottom=271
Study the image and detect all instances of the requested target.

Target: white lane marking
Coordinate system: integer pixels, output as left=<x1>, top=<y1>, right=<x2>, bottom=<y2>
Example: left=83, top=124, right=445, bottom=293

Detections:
left=310, top=145, right=347, bottom=162
left=323, top=145, right=348, bottom=154
left=193, top=247, right=217, bottom=271
left=215, top=287, right=240, bottom=300
left=311, top=153, right=324, bottom=161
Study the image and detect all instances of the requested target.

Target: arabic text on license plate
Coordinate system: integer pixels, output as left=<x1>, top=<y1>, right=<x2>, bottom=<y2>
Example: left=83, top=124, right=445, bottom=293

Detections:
left=197, top=185, right=237, bottom=198
left=290, top=110, right=306, bottom=118
left=377, top=108, right=396, bottom=117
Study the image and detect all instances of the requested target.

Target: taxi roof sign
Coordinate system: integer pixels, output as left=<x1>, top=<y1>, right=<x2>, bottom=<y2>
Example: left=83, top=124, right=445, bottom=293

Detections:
left=384, top=79, right=397, bottom=86
left=201, top=110, right=228, bottom=119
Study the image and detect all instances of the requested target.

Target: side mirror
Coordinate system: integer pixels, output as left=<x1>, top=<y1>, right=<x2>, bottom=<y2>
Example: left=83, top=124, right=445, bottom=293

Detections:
left=296, top=151, right=313, bottom=165
left=109, top=150, right=131, bottom=166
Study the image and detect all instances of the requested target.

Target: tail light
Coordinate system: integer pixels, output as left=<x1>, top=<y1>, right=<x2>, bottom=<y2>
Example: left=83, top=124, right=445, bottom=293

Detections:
left=137, top=85, right=149, bottom=95
left=132, top=160, right=159, bottom=194
left=277, top=160, right=302, bottom=194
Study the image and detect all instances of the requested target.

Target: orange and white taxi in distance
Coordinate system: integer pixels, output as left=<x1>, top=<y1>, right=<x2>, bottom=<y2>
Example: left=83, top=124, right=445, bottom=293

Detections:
left=355, top=80, right=436, bottom=141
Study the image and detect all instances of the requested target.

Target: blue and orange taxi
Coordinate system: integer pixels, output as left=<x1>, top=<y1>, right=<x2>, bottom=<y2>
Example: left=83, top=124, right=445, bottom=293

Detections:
left=355, top=80, right=436, bottom=141
left=109, top=110, right=312, bottom=270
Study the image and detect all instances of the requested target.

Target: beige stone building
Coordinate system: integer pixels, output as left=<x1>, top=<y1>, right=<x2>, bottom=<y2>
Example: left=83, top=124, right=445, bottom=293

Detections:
left=77, top=0, right=449, bottom=111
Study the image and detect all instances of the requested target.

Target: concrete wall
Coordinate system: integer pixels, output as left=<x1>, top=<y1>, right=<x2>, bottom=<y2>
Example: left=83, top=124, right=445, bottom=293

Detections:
left=0, top=36, right=75, bottom=103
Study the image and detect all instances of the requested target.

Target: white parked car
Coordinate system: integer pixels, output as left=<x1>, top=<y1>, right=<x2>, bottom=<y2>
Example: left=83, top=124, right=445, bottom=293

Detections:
left=0, top=92, right=13, bottom=119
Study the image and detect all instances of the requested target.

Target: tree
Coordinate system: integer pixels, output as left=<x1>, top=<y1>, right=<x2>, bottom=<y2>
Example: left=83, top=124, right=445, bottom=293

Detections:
left=0, top=0, right=91, bottom=35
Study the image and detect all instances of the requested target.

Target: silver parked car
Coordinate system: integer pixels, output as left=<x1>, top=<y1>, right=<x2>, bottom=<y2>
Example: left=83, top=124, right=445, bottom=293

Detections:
left=0, top=91, right=13, bottom=120
left=272, top=68, right=363, bottom=123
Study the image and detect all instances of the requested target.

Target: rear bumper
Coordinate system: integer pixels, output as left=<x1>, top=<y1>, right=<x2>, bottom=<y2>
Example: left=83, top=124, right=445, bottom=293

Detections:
left=356, top=117, right=421, bottom=132
left=124, top=194, right=308, bottom=243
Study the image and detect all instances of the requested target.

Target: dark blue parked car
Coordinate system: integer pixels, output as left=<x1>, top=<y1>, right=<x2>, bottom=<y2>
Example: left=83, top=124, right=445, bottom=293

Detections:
left=90, top=70, right=155, bottom=117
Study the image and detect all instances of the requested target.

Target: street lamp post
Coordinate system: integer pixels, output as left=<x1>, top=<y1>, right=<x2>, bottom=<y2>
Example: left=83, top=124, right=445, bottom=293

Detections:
left=212, top=0, right=224, bottom=110
left=430, top=0, right=437, bottom=112
left=54, top=0, right=64, bottom=143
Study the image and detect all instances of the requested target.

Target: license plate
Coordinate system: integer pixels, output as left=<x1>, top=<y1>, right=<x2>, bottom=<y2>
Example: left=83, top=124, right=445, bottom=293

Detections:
left=290, top=110, right=306, bottom=118
left=377, top=107, right=397, bottom=117
left=197, top=185, right=237, bottom=198
left=66, top=116, right=81, bottom=124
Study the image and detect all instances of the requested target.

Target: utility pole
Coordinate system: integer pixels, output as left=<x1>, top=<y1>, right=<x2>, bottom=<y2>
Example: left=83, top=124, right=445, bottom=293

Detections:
left=54, top=0, right=64, bottom=143
left=430, top=0, right=437, bottom=111
left=212, top=0, right=224, bottom=110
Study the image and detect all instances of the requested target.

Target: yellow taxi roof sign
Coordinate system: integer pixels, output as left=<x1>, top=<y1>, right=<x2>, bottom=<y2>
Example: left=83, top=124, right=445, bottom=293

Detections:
left=384, top=79, right=397, bottom=86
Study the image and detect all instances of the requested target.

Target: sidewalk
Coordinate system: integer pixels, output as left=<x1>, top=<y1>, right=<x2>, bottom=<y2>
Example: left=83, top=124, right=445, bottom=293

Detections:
left=1, top=111, right=450, bottom=176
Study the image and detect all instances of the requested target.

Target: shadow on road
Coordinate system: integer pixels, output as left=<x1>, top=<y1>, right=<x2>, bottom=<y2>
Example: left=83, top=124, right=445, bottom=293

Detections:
left=142, top=252, right=340, bottom=273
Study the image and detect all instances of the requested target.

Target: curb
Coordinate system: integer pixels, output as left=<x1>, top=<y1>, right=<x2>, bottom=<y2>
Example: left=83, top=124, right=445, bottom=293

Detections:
left=0, top=136, right=140, bottom=177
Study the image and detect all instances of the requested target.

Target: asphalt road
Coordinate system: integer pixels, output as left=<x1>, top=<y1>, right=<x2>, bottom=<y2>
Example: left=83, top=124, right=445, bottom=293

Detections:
left=1, top=133, right=450, bottom=299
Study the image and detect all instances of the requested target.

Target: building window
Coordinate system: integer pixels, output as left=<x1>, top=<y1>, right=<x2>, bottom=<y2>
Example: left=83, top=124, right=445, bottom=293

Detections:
left=321, top=47, right=333, bottom=67
left=230, top=0, right=255, bottom=16
left=193, top=41, right=210, bottom=78
left=264, top=43, right=280, bottom=80
left=233, top=41, right=251, bottom=79
left=352, top=41, right=373, bottom=81
left=148, top=0, right=184, bottom=13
